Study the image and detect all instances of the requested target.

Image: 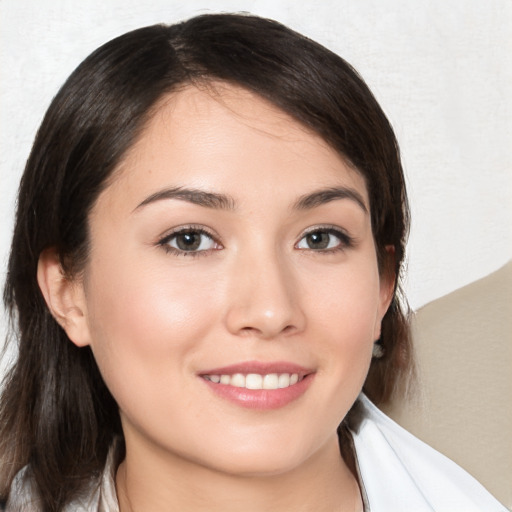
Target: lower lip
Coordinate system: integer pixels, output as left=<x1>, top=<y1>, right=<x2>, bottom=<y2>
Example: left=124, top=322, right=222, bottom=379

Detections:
left=201, top=374, right=314, bottom=410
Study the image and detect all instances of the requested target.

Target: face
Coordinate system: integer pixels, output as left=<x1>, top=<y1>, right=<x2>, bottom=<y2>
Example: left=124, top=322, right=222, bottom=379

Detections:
left=72, top=84, right=392, bottom=477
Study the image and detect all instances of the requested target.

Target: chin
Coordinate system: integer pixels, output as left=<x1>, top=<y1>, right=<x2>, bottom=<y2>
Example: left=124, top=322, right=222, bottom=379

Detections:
left=202, top=451, right=311, bottom=478
left=188, top=430, right=337, bottom=479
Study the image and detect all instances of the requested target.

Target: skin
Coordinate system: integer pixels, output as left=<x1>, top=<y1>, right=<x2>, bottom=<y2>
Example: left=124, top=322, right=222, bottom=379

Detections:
left=38, top=83, right=393, bottom=511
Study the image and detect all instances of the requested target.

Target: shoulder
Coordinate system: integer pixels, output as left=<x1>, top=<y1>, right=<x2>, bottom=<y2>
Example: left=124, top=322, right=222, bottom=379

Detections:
left=4, top=465, right=111, bottom=512
left=4, top=466, right=41, bottom=512
left=5, top=440, right=121, bottom=512
left=348, top=394, right=508, bottom=512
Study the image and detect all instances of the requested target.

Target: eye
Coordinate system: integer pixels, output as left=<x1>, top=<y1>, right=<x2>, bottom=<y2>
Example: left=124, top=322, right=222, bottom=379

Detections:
left=159, top=227, right=220, bottom=255
left=296, top=227, right=352, bottom=251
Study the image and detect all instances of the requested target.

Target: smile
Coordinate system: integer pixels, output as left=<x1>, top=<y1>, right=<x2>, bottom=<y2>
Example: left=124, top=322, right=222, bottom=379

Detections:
left=203, top=373, right=302, bottom=390
left=199, top=362, right=314, bottom=410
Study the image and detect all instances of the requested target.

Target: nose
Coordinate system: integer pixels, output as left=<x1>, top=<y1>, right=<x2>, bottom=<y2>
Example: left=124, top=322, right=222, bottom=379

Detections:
left=224, top=248, right=306, bottom=339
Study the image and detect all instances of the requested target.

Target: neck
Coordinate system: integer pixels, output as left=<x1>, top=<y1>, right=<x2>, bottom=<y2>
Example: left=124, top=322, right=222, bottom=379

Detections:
left=115, top=434, right=362, bottom=512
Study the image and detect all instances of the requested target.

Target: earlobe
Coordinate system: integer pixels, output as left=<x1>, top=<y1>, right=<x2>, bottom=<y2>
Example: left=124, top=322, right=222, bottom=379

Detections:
left=380, top=244, right=396, bottom=309
left=379, top=271, right=396, bottom=315
left=374, top=245, right=397, bottom=339
left=37, top=248, right=91, bottom=347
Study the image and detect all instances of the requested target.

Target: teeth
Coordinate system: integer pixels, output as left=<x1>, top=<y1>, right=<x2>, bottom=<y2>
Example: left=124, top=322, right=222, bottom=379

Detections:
left=231, top=373, right=246, bottom=388
left=278, top=374, right=290, bottom=388
left=263, top=373, right=279, bottom=389
left=245, top=374, right=262, bottom=389
left=204, top=373, right=301, bottom=390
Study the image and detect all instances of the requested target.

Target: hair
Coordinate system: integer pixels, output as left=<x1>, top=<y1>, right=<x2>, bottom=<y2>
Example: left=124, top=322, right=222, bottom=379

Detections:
left=0, top=13, right=411, bottom=510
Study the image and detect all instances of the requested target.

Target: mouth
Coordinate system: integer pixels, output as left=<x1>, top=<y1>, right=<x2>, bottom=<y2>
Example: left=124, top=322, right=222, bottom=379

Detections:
left=199, top=361, right=315, bottom=410
left=203, top=372, right=304, bottom=390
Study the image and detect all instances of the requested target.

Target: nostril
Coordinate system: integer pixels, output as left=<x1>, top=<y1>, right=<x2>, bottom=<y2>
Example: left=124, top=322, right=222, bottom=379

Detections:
left=237, top=323, right=297, bottom=338
left=224, top=279, right=306, bottom=338
left=240, top=326, right=258, bottom=335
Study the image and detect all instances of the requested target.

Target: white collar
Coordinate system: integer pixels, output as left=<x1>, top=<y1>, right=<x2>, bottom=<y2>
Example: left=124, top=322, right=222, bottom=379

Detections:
left=7, top=394, right=506, bottom=511
left=347, top=394, right=506, bottom=511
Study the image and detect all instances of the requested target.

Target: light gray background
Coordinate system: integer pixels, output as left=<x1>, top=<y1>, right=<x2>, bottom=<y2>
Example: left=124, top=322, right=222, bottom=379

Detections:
left=1, top=1, right=511, bottom=342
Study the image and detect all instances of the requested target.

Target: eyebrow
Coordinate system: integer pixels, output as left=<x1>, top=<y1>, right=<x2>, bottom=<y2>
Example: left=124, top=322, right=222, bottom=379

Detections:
left=134, top=187, right=236, bottom=212
left=293, top=187, right=368, bottom=213
left=134, top=185, right=367, bottom=214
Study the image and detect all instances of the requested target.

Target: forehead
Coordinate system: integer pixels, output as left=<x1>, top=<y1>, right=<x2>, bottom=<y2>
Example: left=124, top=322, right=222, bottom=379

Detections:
left=101, top=83, right=369, bottom=211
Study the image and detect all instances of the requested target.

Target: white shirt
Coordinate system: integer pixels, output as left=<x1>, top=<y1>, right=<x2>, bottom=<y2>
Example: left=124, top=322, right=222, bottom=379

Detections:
left=348, top=394, right=507, bottom=511
left=6, top=394, right=507, bottom=511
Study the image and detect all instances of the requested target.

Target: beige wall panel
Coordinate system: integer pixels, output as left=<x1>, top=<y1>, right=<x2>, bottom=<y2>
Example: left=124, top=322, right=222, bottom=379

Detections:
left=383, top=260, right=512, bottom=507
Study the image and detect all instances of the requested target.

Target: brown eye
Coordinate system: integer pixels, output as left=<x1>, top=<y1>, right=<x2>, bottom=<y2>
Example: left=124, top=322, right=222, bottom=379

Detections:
left=164, top=230, right=217, bottom=253
left=304, top=231, right=330, bottom=250
left=175, top=232, right=202, bottom=251
left=296, top=228, right=351, bottom=251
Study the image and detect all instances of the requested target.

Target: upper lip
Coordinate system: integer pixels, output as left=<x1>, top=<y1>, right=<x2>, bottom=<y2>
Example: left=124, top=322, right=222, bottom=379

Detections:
left=199, top=360, right=314, bottom=377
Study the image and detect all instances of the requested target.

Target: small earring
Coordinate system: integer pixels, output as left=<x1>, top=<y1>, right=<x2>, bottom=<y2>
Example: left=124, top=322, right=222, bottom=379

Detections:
left=372, top=339, right=384, bottom=359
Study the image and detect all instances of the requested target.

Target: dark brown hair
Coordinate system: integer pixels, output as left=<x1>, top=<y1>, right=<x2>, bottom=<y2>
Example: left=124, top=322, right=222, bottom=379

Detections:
left=0, top=13, right=411, bottom=510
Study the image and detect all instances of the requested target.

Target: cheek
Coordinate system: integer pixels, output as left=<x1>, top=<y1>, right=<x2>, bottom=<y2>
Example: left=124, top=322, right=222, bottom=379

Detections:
left=82, top=251, right=219, bottom=410
left=306, top=256, right=382, bottom=341
left=305, top=258, right=381, bottom=386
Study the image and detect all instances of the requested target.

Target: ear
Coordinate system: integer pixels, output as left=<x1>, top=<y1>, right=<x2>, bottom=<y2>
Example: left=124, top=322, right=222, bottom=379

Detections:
left=374, top=245, right=396, bottom=340
left=37, top=247, right=91, bottom=347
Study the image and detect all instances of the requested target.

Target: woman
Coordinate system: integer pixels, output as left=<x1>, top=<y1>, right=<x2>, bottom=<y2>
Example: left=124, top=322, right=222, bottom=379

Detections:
left=0, top=13, right=506, bottom=512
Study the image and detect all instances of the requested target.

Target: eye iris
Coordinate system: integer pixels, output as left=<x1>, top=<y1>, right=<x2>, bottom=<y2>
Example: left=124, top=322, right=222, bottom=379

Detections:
left=307, top=231, right=330, bottom=249
left=176, top=232, right=201, bottom=251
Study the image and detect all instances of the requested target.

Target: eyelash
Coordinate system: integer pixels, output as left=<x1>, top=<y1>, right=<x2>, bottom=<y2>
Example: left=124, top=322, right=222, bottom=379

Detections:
left=157, top=224, right=354, bottom=257
left=295, top=225, right=355, bottom=254
left=158, top=225, right=221, bottom=257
